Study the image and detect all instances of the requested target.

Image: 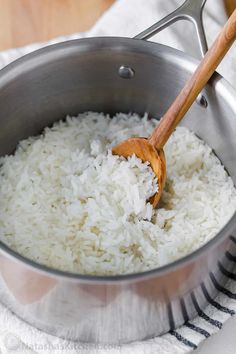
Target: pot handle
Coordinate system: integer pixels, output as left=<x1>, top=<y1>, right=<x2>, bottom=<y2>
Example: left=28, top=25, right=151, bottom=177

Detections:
left=135, top=0, right=208, bottom=57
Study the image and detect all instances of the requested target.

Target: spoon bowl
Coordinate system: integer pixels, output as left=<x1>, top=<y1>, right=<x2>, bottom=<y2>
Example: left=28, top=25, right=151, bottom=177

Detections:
left=112, top=137, right=166, bottom=207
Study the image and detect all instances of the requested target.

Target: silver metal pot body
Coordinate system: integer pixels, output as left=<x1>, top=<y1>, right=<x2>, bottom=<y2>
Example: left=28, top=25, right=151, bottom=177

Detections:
left=0, top=37, right=236, bottom=344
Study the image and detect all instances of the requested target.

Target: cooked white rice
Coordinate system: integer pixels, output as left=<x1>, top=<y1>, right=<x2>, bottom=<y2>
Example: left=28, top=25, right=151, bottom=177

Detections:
left=0, top=112, right=235, bottom=275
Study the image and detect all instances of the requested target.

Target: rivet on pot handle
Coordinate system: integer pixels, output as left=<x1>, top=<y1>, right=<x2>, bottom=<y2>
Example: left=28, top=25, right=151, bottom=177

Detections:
left=135, top=0, right=208, bottom=57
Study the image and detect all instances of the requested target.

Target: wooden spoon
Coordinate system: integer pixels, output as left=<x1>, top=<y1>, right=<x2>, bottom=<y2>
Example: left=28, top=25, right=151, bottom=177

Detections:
left=112, top=9, right=236, bottom=208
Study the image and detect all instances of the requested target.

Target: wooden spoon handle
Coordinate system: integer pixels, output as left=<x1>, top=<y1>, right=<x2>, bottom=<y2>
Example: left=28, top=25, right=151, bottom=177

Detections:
left=149, top=9, right=236, bottom=150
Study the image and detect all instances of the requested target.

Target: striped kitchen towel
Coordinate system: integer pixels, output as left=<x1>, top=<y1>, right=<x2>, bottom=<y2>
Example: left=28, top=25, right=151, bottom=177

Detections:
left=0, top=1, right=236, bottom=353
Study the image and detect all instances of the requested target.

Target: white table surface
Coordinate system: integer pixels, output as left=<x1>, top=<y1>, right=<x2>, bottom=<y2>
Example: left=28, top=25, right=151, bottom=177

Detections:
left=196, top=316, right=236, bottom=353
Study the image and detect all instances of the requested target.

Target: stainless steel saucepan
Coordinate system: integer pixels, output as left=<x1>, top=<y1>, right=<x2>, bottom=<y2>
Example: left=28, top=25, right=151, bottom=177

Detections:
left=0, top=0, right=235, bottom=344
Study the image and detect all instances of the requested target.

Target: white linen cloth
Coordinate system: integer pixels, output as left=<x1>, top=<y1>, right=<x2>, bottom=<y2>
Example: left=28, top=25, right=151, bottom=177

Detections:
left=0, top=1, right=236, bottom=353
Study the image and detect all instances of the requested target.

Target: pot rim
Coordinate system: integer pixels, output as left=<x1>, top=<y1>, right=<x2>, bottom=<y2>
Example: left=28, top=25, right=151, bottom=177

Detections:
left=0, top=36, right=236, bottom=283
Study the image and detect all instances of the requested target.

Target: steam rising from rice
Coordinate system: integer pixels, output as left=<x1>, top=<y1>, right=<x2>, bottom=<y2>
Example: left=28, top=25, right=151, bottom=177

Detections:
left=0, top=112, right=235, bottom=275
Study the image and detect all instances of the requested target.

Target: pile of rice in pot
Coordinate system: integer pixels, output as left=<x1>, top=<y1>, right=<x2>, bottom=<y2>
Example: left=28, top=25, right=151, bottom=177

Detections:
left=0, top=112, right=235, bottom=275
